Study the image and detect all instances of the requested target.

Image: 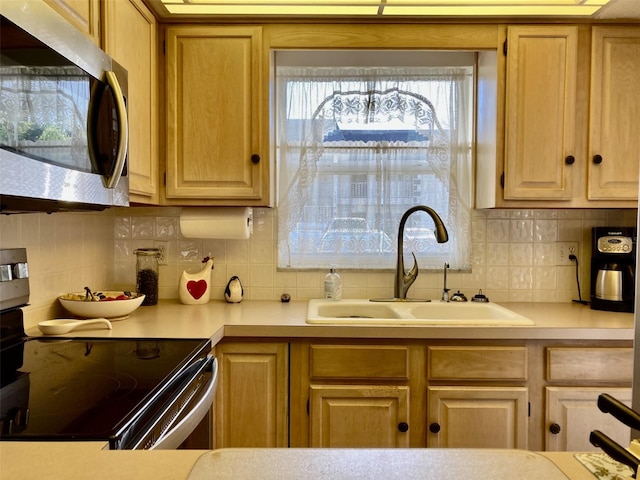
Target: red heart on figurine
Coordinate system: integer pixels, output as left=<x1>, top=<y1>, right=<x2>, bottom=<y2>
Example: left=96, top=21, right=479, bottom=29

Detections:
left=187, top=280, right=207, bottom=300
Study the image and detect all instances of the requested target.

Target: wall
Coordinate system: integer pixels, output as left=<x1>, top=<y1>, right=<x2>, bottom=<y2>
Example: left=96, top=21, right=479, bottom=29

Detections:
left=0, top=210, right=114, bottom=325
left=112, top=207, right=636, bottom=304
left=1, top=206, right=636, bottom=327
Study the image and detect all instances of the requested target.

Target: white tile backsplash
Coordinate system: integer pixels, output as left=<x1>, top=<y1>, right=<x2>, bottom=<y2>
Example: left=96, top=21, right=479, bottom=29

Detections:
left=0, top=206, right=636, bottom=327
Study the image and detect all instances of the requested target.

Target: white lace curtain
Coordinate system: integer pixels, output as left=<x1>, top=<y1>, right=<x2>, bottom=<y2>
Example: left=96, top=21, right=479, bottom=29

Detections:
left=276, top=66, right=473, bottom=270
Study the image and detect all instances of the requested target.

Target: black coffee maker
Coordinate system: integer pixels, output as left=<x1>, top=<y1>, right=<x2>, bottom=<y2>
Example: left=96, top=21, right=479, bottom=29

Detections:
left=590, top=227, right=636, bottom=313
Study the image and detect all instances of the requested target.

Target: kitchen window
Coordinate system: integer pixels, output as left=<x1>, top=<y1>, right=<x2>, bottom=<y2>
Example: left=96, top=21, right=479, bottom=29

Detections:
left=275, top=51, right=474, bottom=270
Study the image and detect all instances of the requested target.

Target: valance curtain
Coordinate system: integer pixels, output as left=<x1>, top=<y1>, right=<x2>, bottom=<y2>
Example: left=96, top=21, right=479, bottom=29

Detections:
left=276, top=66, right=473, bottom=270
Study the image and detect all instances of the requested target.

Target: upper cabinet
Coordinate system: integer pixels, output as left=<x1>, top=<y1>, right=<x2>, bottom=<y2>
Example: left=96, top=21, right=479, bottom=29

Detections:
left=164, top=26, right=270, bottom=206
left=503, top=26, right=578, bottom=201
left=588, top=27, right=640, bottom=201
left=478, top=24, right=639, bottom=208
left=103, top=0, right=159, bottom=203
left=43, top=0, right=100, bottom=43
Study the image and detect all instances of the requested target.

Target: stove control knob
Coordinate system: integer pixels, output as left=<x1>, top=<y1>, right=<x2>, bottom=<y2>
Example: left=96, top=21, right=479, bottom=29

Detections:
left=13, top=262, right=29, bottom=279
left=0, top=264, right=12, bottom=282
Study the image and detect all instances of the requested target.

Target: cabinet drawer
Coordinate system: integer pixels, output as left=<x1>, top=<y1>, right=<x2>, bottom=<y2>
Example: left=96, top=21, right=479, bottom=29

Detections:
left=546, top=347, right=633, bottom=382
left=428, top=346, right=527, bottom=381
left=310, top=345, right=409, bottom=380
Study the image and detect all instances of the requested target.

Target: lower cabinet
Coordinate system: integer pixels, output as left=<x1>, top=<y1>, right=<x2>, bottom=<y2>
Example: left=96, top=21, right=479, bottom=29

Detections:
left=544, top=346, right=634, bottom=451
left=427, top=386, right=529, bottom=448
left=310, top=385, right=410, bottom=447
left=545, top=386, right=632, bottom=451
left=216, top=339, right=632, bottom=450
left=214, top=341, right=288, bottom=448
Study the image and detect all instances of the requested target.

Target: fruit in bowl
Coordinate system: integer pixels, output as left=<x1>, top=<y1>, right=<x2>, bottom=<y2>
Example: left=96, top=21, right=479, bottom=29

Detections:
left=59, top=288, right=145, bottom=319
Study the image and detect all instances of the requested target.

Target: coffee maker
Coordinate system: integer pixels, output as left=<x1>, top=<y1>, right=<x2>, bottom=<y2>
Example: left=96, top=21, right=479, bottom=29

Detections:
left=590, top=227, right=636, bottom=313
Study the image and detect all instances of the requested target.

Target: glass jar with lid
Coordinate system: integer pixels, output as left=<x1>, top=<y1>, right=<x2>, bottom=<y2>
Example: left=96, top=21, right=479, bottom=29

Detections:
left=134, top=248, right=160, bottom=306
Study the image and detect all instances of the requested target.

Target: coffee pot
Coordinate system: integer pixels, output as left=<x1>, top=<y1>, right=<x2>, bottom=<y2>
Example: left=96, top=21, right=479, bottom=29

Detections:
left=590, top=227, right=636, bottom=313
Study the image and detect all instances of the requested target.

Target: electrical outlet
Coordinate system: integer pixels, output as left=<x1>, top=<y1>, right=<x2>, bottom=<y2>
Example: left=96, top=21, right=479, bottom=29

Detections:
left=555, top=242, right=579, bottom=266
left=155, top=241, right=169, bottom=265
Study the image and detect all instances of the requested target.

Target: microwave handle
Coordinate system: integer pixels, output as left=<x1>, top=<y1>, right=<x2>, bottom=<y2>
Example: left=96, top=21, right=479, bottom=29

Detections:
left=103, top=70, right=129, bottom=189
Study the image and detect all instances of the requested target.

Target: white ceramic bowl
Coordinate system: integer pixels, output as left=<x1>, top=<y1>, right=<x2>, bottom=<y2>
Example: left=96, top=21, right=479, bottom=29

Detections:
left=59, top=291, right=145, bottom=319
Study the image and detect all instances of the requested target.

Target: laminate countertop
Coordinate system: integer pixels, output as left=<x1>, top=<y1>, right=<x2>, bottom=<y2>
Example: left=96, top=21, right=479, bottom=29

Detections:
left=24, top=299, right=635, bottom=342
left=9, top=300, right=634, bottom=479
left=0, top=444, right=614, bottom=480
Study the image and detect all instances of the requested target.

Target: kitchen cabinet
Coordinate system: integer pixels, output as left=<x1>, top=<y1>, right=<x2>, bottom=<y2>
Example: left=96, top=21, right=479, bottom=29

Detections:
left=103, top=0, right=159, bottom=203
left=503, top=26, right=578, bottom=201
left=214, top=341, right=288, bottom=448
left=478, top=25, right=639, bottom=208
left=545, top=387, right=632, bottom=451
left=544, top=347, right=634, bottom=451
left=427, top=386, right=528, bottom=448
left=587, top=27, right=640, bottom=200
left=240, top=339, right=634, bottom=451
left=43, top=0, right=100, bottom=43
left=164, top=26, right=269, bottom=206
left=310, top=385, right=410, bottom=447
left=290, top=342, right=421, bottom=447
left=426, top=346, right=529, bottom=449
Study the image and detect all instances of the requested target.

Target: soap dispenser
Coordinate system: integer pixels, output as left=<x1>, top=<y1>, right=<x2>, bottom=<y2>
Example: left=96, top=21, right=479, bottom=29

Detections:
left=324, top=268, right=342, bottom=301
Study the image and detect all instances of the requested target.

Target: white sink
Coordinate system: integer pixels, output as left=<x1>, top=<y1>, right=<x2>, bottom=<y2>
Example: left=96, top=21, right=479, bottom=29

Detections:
left=306, top=299, right=534, bottom=326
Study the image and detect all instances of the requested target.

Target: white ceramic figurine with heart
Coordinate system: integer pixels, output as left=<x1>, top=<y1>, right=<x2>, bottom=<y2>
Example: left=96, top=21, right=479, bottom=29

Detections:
left=179, top=257, right=214, bottom=305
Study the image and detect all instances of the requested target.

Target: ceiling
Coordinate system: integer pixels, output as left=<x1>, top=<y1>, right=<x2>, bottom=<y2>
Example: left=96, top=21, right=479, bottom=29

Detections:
left=147, top=0, right=640, bottom=19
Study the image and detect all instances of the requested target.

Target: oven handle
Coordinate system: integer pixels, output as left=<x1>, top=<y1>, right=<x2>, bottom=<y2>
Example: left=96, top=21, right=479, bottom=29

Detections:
left=150, top=356, right=218, bottom=450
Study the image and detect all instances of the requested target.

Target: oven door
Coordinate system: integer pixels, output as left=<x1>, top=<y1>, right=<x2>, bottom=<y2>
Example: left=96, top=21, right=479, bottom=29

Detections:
left=124, top=355, right=218, bottom=450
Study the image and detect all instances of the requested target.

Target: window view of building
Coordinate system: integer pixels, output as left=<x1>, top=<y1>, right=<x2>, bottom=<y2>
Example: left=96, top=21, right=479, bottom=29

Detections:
left=276, top=53, right=474, bottom=270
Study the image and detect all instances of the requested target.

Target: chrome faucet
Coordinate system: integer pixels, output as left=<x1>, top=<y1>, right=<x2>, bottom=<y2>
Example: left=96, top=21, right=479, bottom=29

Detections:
left=442, top=262, right=450, bottom=302
left=394, top=205, right=449, bottom=300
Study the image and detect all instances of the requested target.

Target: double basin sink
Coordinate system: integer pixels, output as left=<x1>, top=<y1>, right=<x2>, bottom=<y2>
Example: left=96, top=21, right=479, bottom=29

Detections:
left=306, top=299, right=534, bottom=326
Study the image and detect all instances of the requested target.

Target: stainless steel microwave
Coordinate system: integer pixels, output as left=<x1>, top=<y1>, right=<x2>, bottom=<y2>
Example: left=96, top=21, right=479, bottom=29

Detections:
left=0, top=1, right=129, bottom=213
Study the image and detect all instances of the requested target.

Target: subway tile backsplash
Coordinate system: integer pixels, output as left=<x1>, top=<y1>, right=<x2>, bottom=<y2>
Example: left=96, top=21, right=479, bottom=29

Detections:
left=1, top=206, right=636, bottom=326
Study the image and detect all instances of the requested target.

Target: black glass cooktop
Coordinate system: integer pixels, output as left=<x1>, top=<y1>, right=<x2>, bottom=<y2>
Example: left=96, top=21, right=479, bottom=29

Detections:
left=0, top=336, right=209, bottom=446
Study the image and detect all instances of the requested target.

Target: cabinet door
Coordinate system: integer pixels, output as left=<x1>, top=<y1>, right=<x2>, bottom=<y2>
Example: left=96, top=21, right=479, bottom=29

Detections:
left=545, top=387, right=632, bottom=452
left=588, top=27, right=640, bottom=200
left=165, top=26, right=266, bottom=203
left=428, top=386, right=528, bottom=449
left=43, top=0, right=100, bottom=43
left=215, top=343, right=288, bottom=448
left=310, top=385, right=410, bottom=448
left=504, top=26, right=578, bottom=200
left=103, top=0, right=158, bottom=202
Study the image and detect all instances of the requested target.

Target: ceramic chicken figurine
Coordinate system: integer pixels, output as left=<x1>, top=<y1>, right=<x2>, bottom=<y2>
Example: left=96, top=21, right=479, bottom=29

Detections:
left=179, top=257, right=214, bottom=305
left=224, top=276, right=243, bottom=303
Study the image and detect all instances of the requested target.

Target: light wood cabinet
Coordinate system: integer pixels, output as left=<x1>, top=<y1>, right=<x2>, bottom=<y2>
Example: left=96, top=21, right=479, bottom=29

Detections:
left=545, top=387, right=632, bottom=451
left=43, top=0, right=100, bottom=43
left=427, top=346, right=529, bottom=449
left=164, top=26, right=269, bottom=206
left=222, top=339, right=632, bottom=451
left=291, top=342, right=418, bottom=448
left=310, top=385, right=410, bottom=447
left=587, top=27, right=640, bottom=200
left=215, top=342, right=288, bottom=448
left=544, top=347, right=634, bottom=451
left=427, top=386, right=529, bottom=448
left=103, top=0, right=159, bottom=203
left=503, top=26, right=578, bottom=201
left=479, top=24, right=640, bottom=208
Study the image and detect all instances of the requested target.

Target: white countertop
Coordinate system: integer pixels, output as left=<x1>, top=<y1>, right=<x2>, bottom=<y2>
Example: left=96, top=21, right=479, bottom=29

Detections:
left=9, top=300, right=634, bottom=479
left=25, top=299, right=635, bottom=342
left=0, top=444, right=602, bottom=480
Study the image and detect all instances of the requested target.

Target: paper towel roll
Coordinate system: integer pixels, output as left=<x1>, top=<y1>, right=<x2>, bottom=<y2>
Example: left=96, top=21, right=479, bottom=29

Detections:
left=179, top=207, right=253, bottom=239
